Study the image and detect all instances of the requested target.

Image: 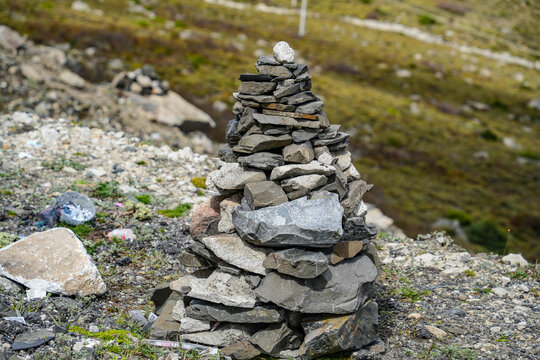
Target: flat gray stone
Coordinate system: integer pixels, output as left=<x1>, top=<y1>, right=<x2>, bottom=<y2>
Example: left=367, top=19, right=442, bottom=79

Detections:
left=207, top=163, right=266, bottom=191
left=343, top=217, right=378, bottom=242
left=282, top=91, right=318, bottom=105
left=187, top=270, right=258, bottom=308
left=244, top=181, right=288, bottom=210
left=256, top=255, right=377, bottom=314
left=237, top=152, right=285, bottom=171
left=238, top=81, right=277, bottom=95
left=253, top=113, right=319, bottom=129
left=234, top=93, right=277, bottom=103
left=250, top=323, right=302, bottom=355
left=299, top=301, right=379, bottom=358
left=318, top=124, right=341, bottom=139
left=218, top=193, right=242, bottom=233
left=262, top=103, right=296, bottom=112
left=255, top=64, right=293, bottom=78
left=332, top=149, right=352, bottom=171
left=341, top=180, right=372, bottom=216
left=270, top=161, right=334, bottom=181
left=292, top=129, right=320, bottom=143
left=232, top=134, right=293, bottom=154
left=181, top=324, right=251, bottom=347
left=12, top=330, right=55, bottom=351
left=232, top=192, right=343, bottom=248
left=200, top=234, right=269, bottom=275
left=238, top=107, right=256, bottom=133
left=257, top=56, right=280, bottom=65
left=186, top=300, right=284, bottom=323
left=331, top=241, right=365, bottom=265
left=226, top=118, right=242, bottom=145
left=263, top=248, right=329, bottom=279
left=222, top=340, right=262, bottom=360
left=180, top=317, right=211, bottom=334
left=296, top=100, right=324, bottom=115
left=280, top=174, right=327, bottom=193
left=274, top=83, right=301, bottom=98
left=282, top=142, right=314, bottom=164
left=312, top=132, right=350, bottom=147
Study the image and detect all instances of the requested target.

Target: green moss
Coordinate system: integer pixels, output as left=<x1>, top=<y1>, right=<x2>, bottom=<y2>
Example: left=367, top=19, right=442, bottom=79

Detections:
left=94, top=181, right=122, bottom=198
left=136, top=160, right=146, bottom=165
left=0, top=232, right=17, bottom=248
left=190, top=177, right=207, bottom=189
left=69, top=326, right=134, bottom=345
left=134, top=194, right=152, bottom=204
left=57, top=223, right=94, bottom=239
left=418, top=14, right=437, bottom=25
left=125, top=200, right=152, bottom=221
left=446, top=209, right=473, bottom=226
left=519, top=150, right=540, bottom=160
left=158, top=203, right=191, bottom=218
left=0, top=189, right=13, bottom=195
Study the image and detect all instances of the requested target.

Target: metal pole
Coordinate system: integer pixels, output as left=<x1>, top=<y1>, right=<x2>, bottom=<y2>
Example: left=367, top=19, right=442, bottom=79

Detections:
left=299, top=0, right=307, bottom=37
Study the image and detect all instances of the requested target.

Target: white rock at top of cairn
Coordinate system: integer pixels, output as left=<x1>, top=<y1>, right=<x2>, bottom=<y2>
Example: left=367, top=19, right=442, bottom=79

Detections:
left=273, top=41, right=295, bottom=63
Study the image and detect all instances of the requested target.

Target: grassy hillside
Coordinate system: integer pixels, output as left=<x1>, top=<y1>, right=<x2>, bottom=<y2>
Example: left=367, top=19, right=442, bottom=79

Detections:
left=1, top=0, right=539, bottom=259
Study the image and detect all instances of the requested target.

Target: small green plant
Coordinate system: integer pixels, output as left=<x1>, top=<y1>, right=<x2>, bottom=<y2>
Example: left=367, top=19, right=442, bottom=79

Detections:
left=57, top=223, right=94, bottom=239
left=136, top=160, right=146, bottom=165
left=158, top=203, right=192, bottom=218
left=393, top=287, right=430, bottom=302
left=418, top=14, right=437, bottom=25
left=518, top=150, right=540, bottom=160
left=496, top=335, right=508, bottom=342
left=446, top=209, right=473, bottom=226
left=94, top=181, right=122, bottom=198
left=156, top=178, right=162, bottom=183
left=190, top=177, right=207, bottom=189
left=0, top=189, right=13, bottom=195
left=135, top=194, right=151, bottom=204
left=507, top=269, right=528, bottom=280
left=480, top=129, right=498, bottom=141
left=435, top=345, right=477, bottom=360
left=41, top=158, right=86, bottom=171
left=465, top=269, right=476, bottom=277
left=196, top=189, right=205, bottom=196
left=473, top=286, right=491, bottom=295
left=0, top=232, right=17, bottom=248
left=125, top=200, right=152, bottom=221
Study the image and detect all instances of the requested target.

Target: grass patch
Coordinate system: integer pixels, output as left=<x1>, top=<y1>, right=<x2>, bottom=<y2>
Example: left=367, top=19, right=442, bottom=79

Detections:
left=465, top=269, right=476, bottom=277
left=434, top=345, right=477, bottom=360
left=41, top=158, right=86, bottom=171
left=0, top=189, right=13, bottom=195
left=392, top=287, right=430, bottom=302
left=0, top=232, right=17, bottom=248
left=134, top=194, right=151, bottom=204
left=57, top=222, right=94, bottom=239
left=94, top=181, right=122, bottom=198
left=190, top=177, right=207, bottom=189
left=158, top=203, right=192, bottom=218
left=135, top=160, right=146, bottom=165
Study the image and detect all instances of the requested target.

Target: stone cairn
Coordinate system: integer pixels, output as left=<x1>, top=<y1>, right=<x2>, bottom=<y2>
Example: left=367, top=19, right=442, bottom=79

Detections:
left=112, top=64, right=169, bottom=95
left=169, top=42, right=381, bottom=359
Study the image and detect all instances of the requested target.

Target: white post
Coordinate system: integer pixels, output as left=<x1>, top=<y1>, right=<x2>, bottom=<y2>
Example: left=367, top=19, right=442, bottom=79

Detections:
left=299, top=0, right=307, bottom=37
left=291, top=0, right=297, bottom=7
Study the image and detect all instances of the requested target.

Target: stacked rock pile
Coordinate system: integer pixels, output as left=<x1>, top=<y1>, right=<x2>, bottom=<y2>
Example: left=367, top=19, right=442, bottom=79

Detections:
left=112, top=64, right=169, bottom=95
left=161, top=42, right=382, bottom=359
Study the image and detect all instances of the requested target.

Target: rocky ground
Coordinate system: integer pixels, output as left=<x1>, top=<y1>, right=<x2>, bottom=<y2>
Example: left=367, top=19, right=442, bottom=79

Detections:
left=0, top=112, right=538, bottom=359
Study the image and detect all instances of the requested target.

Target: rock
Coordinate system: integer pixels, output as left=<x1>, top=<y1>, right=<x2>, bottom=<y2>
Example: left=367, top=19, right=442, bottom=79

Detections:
left=219, top=143, right=237, bottom=163
left=237, top=152, right=285, bottom=171
left=273, top=41, right=295, bottom=63
left=226, top=118, right=242, bottom=145
left=332, top=149, right=352, bottom=171
left=262, top=103, right=296, bottom=112
left=502, top=253, right=528, bottom=267
left=180, top=317, right=211, bottom=333
left=263, top=248, right=328, bottom=279
left=200, top=234, right=269, bottom=275
left=53, top=191, right=95, bottom=225
left=251, top=323, right=302, bottom=355
left=341, top=180, right=372, bottom=216
left=150, top=283, right=173, bottom=315
left=187, top=270, right=258, bottom=308
left=235, top=93, right=277, bottom=103
left=58, top=70, right=86, bottom=89
left=238, top=108, right=256, bottom=133
left=343, top=217, right=378, bottom=242
left=318, top=124, right=341, bottom=139
left=424, top=325, right=447, bottom=339
left=218, top=193, right=242, bottom=233
left=169, top=274, right=201, bottom=295
left=296, top=101, right=324, bottom=115
left=256, top=255, right=377, bottom=314
left=232, top=193, right=343, bottom=248
left=255, top=65, right=293, bottom=78
left=186, top=300, right=283, bottom=323
left=253, top=113, right=319, bottom=129
left=365, top=207, right=394, bottom=231
left=282, top=142, right=314, bottom=164
left=239, top=73, right=274, bottom=82
left=181, top=324, right=251, bottom=347
left=274, top=83, right=301, bottom=98
left=282, top=92, right=319, bottom=106
left=221, top=340, right=262, bottom=360
left=0, top=25, right=25, bottom=51
left=178, top=251, right=211, bottom=269
left=0, top=276, right=24, bottom=294
left=344, top=164, right=362, bottom=181
left=189, top=197, right=221, bottom=238
left=492, top=287, right=509, bottom=297
left=150, top=294, right=181, bottom=339
left=331, top=241, right=365, bottom=265
left=185, top=242, right=220, bottom=265
left=244, top=181, right=288, bottom=210
left=292, top=129, right=320, bottom=143
left=299, top=301, right=378, bottom=358
left=280, top=174, right=327, bottom=200
left=12, top=330, right=55, bottom=351
left=21, top=63, right=45, bottom=82
left=207, top=163, right=266, bottom=191
left=232, top=134, right=293, bottom=154
left=239, top=82, right=277, bottom=95
left=0, top=228, right=106, bottom=296
left=171, top=298, right=185, bottom=322
left=128, top=91, right=215, bottom=132
left=257, top=56, right=281, bottom=65
left=270, top=161, right=334, bottom=181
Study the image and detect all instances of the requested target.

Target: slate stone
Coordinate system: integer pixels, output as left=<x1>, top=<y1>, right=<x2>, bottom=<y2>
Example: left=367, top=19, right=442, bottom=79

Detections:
left=282, top=142, right=314, bottom=164
left=232, top=134, right=293, bottom=154
left=238, top=107, right=256, bottom=133
left=264, top=126, right=292, bottom=136
left=232, top=193, right=343, bottom=248
left=150, top=294, right=181, bottom=340
left=226, top=118, right=242, bottom=145
left=257, top=56, right=281, bottom=66
left=299, top=301, right=379, bottom=358
left=178, top=251, right=211, bottom=269
left=12, top=330, right=55, bottom=350
left=312, top=132, right=350, bottom=146
left=318, top=124, right=341, bottom=139
left=296, top=100, right=324, bottom=115
left=343, top=217, right=378, bottom=242
left=262, top=103, right=296, bottom=112
left=293, top=64, right=308, bottom=77
left=218, top=143, right=237, bottom=163
left=244, top=125, right=263, bottom=136
left=292, top=129, right=320, bottom=143
left=239, top=81, right=277, bottom=95
left=244, top=181, right=289, bottom=210
left=218, top=260, right=243, bottom=275
left=207, top=163, right=266, bottom=191
left=234, top=93, right=277, bottom=103
left=186, top=241, right=220, bottom=264
left=180, top=317, right=211, bottom=334
left=282, top=91, right=319, bottom=105
left=332, top=149, right=352, bottom=171
left=181, top=324, right=251, bottom=347
left=218, top=193, right=242, bottom=233
left=187, top=270, right=258, bottom=308
left=239, top=73, right=274, bottom=82
left=256, top=255, right=377, bottom=314
left=365, top=242, right=382, bottom=273
left=186, top=300, right=284, bottom=323
left=261, top=109, right=320, bottom=120
left=327, top=139, right=349, bottom=151
left=200, top=234, right=269, bottom=275
left=270, top=161, right=334, bottom=181
left=237, top=152, right=285, bottom=171
left=253, top=113, right=319, bottom=129
left=280, top=174, right=327, bottom=193
left=222, top=340, right=262, bottom=360
left=250, top=323, right=302, bottom=355
left=241, top=100, right=261, bottom=108
left=150, top=283, right=173, bottom=315
left=263, top=248, right=329, bottom=279
left=255, top=64, right=293, bottom=78
left=331, top=241, right=365, bottom=265
left=274, top=83, right=301, bottom=98
left=341, top=180, right=373, bottom=216
left=344, top=164, right=362, bottom=182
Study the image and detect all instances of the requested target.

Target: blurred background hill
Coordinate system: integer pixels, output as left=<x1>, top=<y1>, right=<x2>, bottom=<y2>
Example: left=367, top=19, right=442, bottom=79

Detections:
left=1, top=0, right=539, bottom=259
